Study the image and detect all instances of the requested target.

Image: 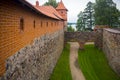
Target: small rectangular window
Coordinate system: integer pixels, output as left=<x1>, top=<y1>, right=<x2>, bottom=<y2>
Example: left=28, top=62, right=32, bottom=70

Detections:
left=46, top=22, right=48, bottom=27
left=20, top=18, right=24, bottom=31
left=41, top=21, right=42, bottom=27
left=51, top=22, right=53, bottom=26
left=33, top=20, right=35, bottom=28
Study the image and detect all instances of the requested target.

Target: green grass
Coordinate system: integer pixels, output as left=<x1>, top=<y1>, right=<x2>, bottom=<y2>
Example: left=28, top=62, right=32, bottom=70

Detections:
left=78, top=44, right=120, bottom=80
left=50, top=44, right=72, bottom=80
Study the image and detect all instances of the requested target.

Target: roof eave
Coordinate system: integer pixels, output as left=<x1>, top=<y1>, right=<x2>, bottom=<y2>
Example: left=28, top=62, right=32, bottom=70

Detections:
left=17, top=0, right=61, bottom=20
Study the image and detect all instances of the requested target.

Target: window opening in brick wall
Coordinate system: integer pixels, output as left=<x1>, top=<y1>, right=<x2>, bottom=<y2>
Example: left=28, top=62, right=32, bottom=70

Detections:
left=20, top=18, right=24, bottom=31
left=55, top=22, right=56, bottom=26
left=46, top=22, right=48, bottom=27
left=33, top=20, right=35, bottom=28
left=41, top=21, right=42, bottom=27
left=51, top=22, right=53, bottom=26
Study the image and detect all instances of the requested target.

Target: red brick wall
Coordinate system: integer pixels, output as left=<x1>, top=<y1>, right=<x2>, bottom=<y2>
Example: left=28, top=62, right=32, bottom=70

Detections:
left=0, top=0, right=63, bottom=76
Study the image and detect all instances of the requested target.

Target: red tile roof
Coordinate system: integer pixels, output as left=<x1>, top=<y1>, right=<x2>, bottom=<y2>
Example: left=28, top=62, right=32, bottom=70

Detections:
left=56, top=0, right=68, bottom=11
left=34, top=5, right=63, bottom=20
left=18, top=0, right=63, bottom=20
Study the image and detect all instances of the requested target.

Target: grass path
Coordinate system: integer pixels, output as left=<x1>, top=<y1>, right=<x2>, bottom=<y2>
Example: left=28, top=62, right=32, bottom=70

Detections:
left=50, top=44, right=72, bottom=80
left=78, top=44, right=120, bottom=80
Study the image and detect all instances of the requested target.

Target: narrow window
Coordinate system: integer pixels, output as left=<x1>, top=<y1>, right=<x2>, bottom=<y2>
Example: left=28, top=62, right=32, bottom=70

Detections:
left=20, top=18, right=24, bottom=31
left=41, top=21, right=42, bottom=27
left=46, top=22, right=48, bottom=27
left=33, top=20, right=35, bottom=28
left=51, top=22, right=53, bottom=26
left=55, top=22, right=56, bottom=26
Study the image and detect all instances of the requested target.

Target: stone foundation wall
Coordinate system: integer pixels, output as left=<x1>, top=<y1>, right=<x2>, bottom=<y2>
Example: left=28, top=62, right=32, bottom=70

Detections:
left=94, top=29, right=103, bottom=49
left=65, top=32, right=96, bottom=42
left=0, top=30, right=64, bottom=80
left=64, top=32, right=96, bottom=49
left=103, top=29, right=120, bottom=76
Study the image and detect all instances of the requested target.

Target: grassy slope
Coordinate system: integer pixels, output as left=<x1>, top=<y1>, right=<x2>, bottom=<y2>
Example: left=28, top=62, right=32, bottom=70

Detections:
left=50, top=44, right=72, bottom=80
left=78, top=44, right=120, bottom=80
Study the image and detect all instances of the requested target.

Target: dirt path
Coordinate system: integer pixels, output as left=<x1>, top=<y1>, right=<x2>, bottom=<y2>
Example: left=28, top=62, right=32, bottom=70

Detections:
left=69, top=42, right=86, bottom=80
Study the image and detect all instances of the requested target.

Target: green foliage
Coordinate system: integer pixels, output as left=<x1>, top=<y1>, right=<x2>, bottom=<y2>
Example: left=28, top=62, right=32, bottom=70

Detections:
left=76, top=11, right=85, bottom=31
left=78, top=44, right=120, bottom=80
left=43, top=0, right=58, bottom=8
left=94, top=0, right=120, bottom=27
left=67, top=25, right=75, bottom=32
left=50, top=44, right=72, bottom=80
left=76, top=2, right=95, bottom=31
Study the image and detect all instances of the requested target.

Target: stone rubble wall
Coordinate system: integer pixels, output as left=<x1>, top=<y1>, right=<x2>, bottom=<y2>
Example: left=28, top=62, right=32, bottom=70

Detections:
left=94, top=29, right=103, bottom=49
left=0, top=30, right=64, bottom=80
left=65, top=32, right=96, bottom=42
left=103, top=29, right=120, bottom=76
left=64, top=31, right=96, bottom=49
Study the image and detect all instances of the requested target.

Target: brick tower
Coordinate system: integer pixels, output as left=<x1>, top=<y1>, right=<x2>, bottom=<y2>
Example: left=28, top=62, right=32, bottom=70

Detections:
left=56, top=0, right=68, bottom=31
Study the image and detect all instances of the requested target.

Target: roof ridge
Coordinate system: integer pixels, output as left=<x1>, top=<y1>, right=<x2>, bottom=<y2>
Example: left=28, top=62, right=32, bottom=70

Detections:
left=56, top=0, right=68, bottom=10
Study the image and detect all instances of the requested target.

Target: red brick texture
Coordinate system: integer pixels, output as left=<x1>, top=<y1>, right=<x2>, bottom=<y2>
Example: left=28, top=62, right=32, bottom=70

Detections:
left=0, top=0, right=64, bottom=76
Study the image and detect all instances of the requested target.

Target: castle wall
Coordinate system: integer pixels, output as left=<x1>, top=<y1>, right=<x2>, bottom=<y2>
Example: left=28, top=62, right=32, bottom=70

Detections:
left=103, top=29, right=120, bottom=75
left=65, top=28, right=120, bottom=76
left=64, top=31, right=96, bottom=49
left=0, top=30, right=64, bottom=80
left=94, top=29, right=103, bottom=49
left=0, top=0, right=64, bottom=76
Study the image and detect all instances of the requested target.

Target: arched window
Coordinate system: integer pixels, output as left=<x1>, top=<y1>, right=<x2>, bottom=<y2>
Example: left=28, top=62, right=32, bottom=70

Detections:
left=33, top=20, right=35, bottom=28
left=20, top=18, right=24, bottom=31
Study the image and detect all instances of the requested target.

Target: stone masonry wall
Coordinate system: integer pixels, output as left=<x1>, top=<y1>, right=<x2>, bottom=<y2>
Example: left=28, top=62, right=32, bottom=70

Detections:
left=103, top=29, right=120, bottom=76
left=94, top=29, right=103, bottom=49
left=65, top=32, right=96, bottom=49
left=65, top=32, right=96, bottom=42
left=0, top=30, right=64, bottom=80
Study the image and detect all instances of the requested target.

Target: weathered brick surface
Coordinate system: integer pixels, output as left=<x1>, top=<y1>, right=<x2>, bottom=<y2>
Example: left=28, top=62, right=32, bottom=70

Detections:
left=0, top=30, right=64, bottom=80
left=103, top=29, right=120, bottom=76
left=0, top=0, right=63, bottom=76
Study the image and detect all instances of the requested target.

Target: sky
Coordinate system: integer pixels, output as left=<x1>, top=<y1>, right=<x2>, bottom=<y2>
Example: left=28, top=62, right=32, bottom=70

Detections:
left=27, top=0, right=120, bottom=23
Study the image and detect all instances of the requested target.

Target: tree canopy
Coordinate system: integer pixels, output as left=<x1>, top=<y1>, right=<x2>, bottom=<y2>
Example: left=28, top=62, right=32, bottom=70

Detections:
left=67, top=25, right=75, bottom=32
left=94, top=0, right=120, bottom=27
left=43, top=0, right=58, bottom=8
left=76, top=1, right=95, bottom=31
left=76, top=0, right=120, bottom=31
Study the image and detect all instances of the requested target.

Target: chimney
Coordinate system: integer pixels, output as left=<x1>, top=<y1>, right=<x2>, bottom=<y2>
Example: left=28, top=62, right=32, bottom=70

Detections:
left=36, top=1, right=39, bottom=7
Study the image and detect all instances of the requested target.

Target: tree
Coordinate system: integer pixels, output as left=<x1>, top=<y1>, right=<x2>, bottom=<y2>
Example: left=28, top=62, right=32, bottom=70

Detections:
left=67, top=25, right=75, bottom=32
left=94, top=0, right=120, bottom=27
left=76, top=11, right=85, bottom=31
left=84, top=2, right=95, bottom=31
left=44, top=0, right=58, bottom=8
left=76, top=2, right=95, bottom=31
